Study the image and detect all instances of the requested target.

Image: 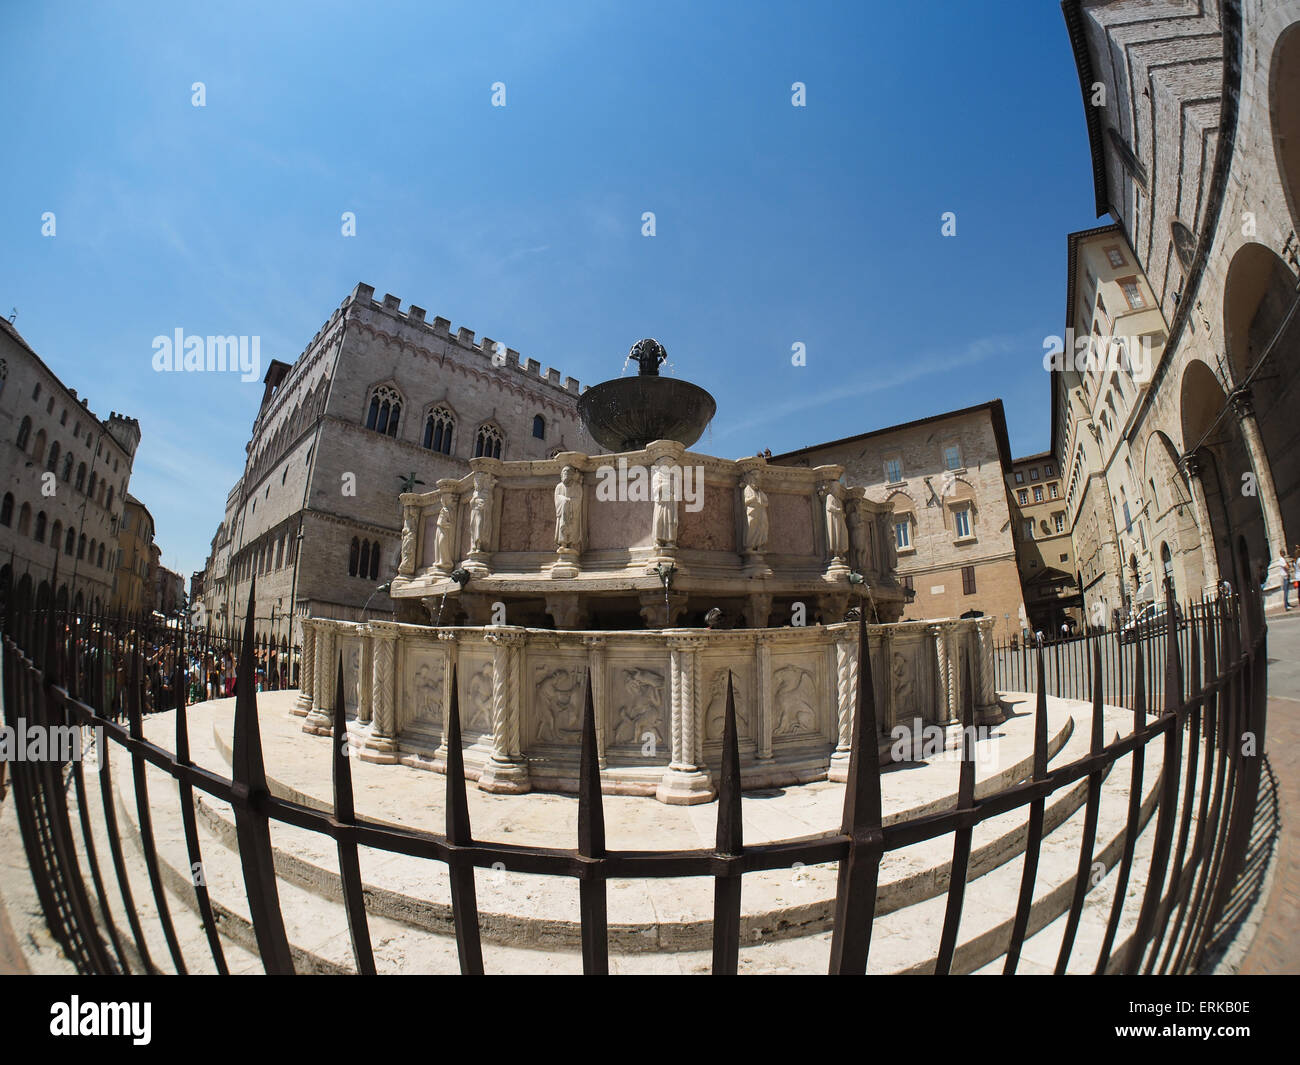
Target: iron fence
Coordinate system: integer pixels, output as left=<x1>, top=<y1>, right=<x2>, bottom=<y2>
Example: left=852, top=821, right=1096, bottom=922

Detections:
left=0, top=569, right=1268, bottom=975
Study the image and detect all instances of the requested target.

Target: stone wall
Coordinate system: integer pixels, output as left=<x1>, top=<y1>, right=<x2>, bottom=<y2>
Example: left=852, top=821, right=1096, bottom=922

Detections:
left=294, top=615, right=1001, bottom=804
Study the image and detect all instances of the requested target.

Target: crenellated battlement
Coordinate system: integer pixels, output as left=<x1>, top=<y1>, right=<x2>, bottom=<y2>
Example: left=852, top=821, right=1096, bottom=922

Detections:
left=343, top=282, right=582, bottom=397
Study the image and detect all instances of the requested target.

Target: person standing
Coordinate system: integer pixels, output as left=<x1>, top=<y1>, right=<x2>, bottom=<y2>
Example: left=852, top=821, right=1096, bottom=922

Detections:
left=1286, top=551, right=1294, bottom=611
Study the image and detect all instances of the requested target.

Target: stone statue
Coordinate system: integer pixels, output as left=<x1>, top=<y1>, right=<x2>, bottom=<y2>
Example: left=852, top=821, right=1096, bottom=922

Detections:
left=554, top=466, right=583, bottom=549
left=433, top=497, right=456, bottom=572
left=468, top=473, right=493, bottom=553
left=823, top=484, right=848, bottom=558
left=741, top=472, right=769, bottom=553
left=652, top=458, right=678, bottom=546
left=399, top=505, right=416, bottom=574
left=629, top=338, right=668, bottom=376
left=880, top=512, right=898, bottom=571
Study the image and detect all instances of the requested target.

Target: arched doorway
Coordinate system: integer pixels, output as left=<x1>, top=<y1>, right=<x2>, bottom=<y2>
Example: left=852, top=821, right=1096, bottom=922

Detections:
left=1222, top=243, right=1300, bottom=556
left=1180, top=359, right=1262, bottom=587
left=1271, top=20, right=1300, bottom=229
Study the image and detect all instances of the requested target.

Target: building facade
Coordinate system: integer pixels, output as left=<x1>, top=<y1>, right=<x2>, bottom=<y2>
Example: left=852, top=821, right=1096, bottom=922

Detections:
left=771, top=401, right=1027, bottom=630
left=1006, top=451, right=1082, bottom=635
left=200, top=283, right=587, bottom=643
left=0, top=316, right=140, bottom=613
left=1058, top=0, right=1300, bottom=615
left=155, top=565, right=185, bottom=616
left=112, top=495, right=156, bottom=615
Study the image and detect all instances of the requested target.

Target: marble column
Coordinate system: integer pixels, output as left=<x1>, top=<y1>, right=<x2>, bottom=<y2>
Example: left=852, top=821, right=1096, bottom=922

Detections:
left=434, top=631, right=459, bottom=769
left=293, top=618, right=316, bottom=716
left=478, top=629, right=530, bottom=793
left=656, top=635, right=715, bottom=804
left=582, top=636, right=608, bottom=770
left=303, top=622, right=335, bottom=734
left=1232, top=389, right=1289, bottom=607
left=1181, top=454, right=1222, bottom=596
left=755, top=634, right=774, bottom=762
left=356, top=630, right=373, bottom=727
left=975, top=617, right=1001, bottom=724
left=360, top=626, right=398, bottom=763
left=828, top=631, right=858, bottom=782
left=929, top=623, right=953, bottom=729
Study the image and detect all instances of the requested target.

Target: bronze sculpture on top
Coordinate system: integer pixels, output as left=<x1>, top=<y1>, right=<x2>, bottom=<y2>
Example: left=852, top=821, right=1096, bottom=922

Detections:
left=577, top=338, right=717, bottom=452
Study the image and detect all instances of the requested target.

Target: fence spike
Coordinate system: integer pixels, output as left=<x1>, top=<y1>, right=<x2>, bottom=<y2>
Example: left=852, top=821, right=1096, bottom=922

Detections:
left=443, top=665, right=484, bottom=974
left=577, top=668, right=608, bottom=974
left=711, top=671, right=743, bottom=975
left=229, top=576, right=295, bottom=973
left=828, top=608, right=883, bottom=974
left=332, top=654, right=376, bottom=975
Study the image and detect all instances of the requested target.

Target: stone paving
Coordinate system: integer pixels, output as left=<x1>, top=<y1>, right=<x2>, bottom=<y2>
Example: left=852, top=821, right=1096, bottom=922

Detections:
left=1239, top=611, right=1300, bottom=974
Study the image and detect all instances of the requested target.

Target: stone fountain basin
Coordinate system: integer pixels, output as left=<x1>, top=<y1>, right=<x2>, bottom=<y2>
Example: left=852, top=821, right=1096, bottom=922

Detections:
left=578, top=376, right=716, bottom=452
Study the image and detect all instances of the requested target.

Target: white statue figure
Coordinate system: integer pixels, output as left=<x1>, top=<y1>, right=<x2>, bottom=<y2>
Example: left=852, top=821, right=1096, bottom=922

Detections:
left=399, top=506, right=416, bottom=574
left=846, top=501, right=865, bottom=572
left=468, top=473, right=493, bottom=553
left=741, top=472, right=769, bottom=553
left=554, top=466, right=583, bottom=549
left=433, top=498, right=456, bottom=572
left=652, top=458, right=679, bottom=546
left=823, top=484, right=848, bottom=558
left=880, top=512, right=898, bottom=571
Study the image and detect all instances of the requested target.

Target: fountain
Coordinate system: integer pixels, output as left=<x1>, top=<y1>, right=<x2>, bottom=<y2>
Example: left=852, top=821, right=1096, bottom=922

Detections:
left=295, top=340, right=1001, bottom=802
left=577, top=339, right=716, bottom=451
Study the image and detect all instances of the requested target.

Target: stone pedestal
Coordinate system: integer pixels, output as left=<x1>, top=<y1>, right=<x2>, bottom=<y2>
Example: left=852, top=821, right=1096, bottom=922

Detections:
left=640, top=591, right=688, bottom=628
left=458, top=593, right=497, bottom=626
left=743, top=593, right=773, bottom=629
left=550, top=548, right=580, bottom=580
left=546, top=593, right=589, bottom=630
left=817, top=592, right=850, bottom=625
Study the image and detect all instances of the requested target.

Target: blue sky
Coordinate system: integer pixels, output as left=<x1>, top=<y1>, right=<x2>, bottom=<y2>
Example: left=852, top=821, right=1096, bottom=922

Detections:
left=0, top=0, right=1101, bottom=577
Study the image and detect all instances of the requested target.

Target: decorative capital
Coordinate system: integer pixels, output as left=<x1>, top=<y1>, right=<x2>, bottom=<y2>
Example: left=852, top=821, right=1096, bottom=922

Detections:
left=1229, top=388, right=1255, bottom=420
left=484, top=628, right=528, bottom=647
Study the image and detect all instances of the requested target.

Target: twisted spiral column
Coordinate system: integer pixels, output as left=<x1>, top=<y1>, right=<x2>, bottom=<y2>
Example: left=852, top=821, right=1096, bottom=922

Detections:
left=478, top=629, right=530, bottom=793
left=293, top=619, right=316, bottom=716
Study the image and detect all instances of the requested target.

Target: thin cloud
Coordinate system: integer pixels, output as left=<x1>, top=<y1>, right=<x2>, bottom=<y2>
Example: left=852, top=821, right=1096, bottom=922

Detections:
left=712, top=334, right=1023, bottom=442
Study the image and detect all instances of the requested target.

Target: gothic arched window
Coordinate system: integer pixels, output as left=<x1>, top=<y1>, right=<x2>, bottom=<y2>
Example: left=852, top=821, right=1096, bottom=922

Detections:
left=348, top=537, right=360, bottom=577
left=423, top=406, right=455, bottom=455
left=46, top=439, right=60, bottom=472
left=359, top=540, right=371, bottom=579
left=16, top=415, right=30, bottom=450
left=62, top=452, right=74, bottom=482
left=75, top=463, right=86, bottom=493
left=364, top=385, right=403, bottom=438
left=0, top=493, right=11, bottom=527
left=474, top=423, right=503, bottom=459
left=532, top=414, right=545, bottom=440
left=370, top=540, right=381, bottom=581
